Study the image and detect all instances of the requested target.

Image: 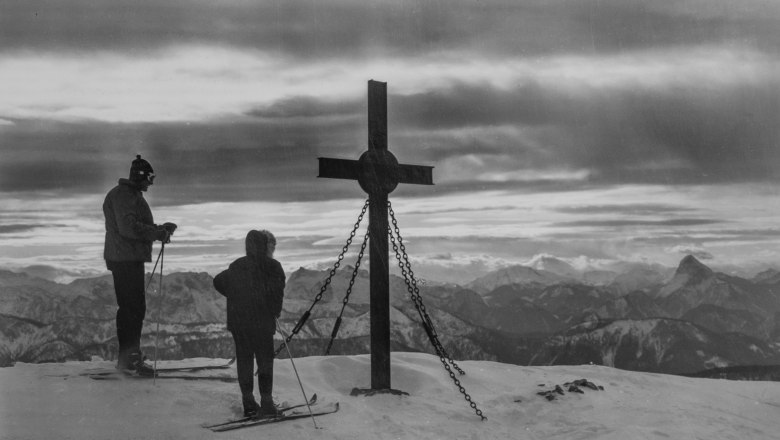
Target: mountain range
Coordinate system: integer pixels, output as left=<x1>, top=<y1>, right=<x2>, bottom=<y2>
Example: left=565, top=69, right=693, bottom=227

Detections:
left=1, top=255, right=779, bottom=376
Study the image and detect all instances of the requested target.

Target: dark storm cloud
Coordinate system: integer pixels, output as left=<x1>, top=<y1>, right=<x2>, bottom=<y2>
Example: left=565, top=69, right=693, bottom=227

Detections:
left=0, top=116, right=369, bottom=203
left=717, top=228, right=780, bottom=238
left=2, top=1, right=777, bottom=200
left=553, top=218, right=723, bottom=228
left=403, top=205, right=527, bottom=216
left=624, top=85, right=780, bottom=183
left=554, top=204, right=695, bottom=216
left=629, top=229, right=780, bottom=247
left=388, top=77, right=780, bottom=186
left=0, top=224, right=41, bottom=234
left=392, top=81, right=567, bottom=130
left=246, top=96, right=362, bottom=120
left=564, top=1, right=780, bottom=54
left=0, top=0, right=502, bottom=56
left=3, top=0, right=779, bottom=57
left=0, top=120, right=125, bottom=192
left=3, top=61, right=778, bottom=203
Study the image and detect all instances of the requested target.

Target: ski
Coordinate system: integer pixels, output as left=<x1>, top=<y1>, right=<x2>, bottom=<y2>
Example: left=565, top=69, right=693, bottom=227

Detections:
left=154, top=358, right=235, bottom=373
left=83, top=359, right=235, bottom=379
left=201, top=394, right=318, bottom=429
left=207, top=401, right=339, bottom=432
left=88, top=373, right=237, bottom=382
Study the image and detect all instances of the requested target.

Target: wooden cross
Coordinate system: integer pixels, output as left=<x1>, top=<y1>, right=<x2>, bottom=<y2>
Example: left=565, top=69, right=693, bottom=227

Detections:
left=318, top=80, right=433, bottom=390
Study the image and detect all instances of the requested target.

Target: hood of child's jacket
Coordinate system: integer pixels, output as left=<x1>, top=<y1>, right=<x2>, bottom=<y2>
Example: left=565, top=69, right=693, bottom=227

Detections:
left=245, top=230, right=269, bottom=259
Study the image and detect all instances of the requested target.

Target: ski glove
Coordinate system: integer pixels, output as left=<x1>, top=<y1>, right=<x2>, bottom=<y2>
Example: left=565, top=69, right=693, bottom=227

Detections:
left=162, top=222, right=178, bottom=235
left=155, top=228, right=171, bottom=243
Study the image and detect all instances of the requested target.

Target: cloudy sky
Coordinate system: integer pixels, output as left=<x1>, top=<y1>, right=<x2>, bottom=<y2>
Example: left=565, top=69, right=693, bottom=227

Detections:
left=1, top=0, right=778, bottom=283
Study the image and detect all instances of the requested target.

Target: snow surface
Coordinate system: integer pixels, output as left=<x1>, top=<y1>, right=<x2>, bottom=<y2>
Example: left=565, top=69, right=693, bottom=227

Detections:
left=1, top=352, right=779, bottom=440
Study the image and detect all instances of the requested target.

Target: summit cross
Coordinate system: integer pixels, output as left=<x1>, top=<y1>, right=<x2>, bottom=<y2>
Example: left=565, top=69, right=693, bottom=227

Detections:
left=318, top=80, right=433, bottom=390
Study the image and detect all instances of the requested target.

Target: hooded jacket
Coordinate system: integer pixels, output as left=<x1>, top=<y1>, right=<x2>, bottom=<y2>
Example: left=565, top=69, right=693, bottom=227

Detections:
left=103, top=178, right=161, bottom=263
left=213, top=233, right=285, bottom=334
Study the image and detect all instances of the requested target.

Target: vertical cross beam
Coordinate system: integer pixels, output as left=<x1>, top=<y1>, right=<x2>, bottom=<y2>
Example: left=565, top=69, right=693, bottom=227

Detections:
left=318, top=80, right=433, bottom=391
left=367, top=80, right=390, bottom=389
left=368, top=81, right=387, bottom=151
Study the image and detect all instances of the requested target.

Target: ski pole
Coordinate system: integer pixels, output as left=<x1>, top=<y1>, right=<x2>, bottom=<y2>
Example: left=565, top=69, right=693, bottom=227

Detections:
left=140, top=243, right=163, bottom=381
left=275, top=317, right=319, bottom=429
left=153, top=241, right=165, bottom=384
left=144, top=244, right=164, bottom=292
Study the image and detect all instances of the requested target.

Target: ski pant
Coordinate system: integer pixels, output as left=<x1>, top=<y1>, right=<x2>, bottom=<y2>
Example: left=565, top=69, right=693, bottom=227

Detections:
left=231, top=329, right=275, bottom=398
left=108, top=260, right=146, bottom=363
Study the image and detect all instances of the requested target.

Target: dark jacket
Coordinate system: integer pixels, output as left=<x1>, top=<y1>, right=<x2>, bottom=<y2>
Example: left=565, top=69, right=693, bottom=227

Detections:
left=213, top=255, right=285, bottom=334
left=103, top=178, right=161, bottom=263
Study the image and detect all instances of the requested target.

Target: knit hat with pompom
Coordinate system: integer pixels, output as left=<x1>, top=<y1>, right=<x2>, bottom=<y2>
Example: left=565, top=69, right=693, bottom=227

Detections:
left=129, top=155, right=154, bottom=183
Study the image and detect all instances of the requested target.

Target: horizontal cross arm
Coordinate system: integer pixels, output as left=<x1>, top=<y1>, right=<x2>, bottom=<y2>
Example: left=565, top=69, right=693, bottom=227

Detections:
left=318, top=157, right=361, bottom=180
left=397, top=164, right=434, bottom=185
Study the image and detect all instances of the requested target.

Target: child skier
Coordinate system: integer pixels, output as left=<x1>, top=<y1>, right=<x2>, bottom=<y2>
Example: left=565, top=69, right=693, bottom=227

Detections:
left=213, top=230, right=286, bottom=418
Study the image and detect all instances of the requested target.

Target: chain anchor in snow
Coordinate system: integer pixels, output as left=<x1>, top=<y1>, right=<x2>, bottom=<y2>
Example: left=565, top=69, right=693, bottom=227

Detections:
left=274, top=199, right=370, bottom=357
left=388, top=200, right=487, bottom=421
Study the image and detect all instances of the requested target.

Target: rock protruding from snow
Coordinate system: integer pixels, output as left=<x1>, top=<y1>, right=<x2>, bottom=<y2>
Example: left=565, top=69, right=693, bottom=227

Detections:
left=536, top=378, right=604, bottom=401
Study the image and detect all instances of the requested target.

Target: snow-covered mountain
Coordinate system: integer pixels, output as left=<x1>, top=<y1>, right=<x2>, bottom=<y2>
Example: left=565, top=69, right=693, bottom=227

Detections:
left=467, top=258, right=672, bottom=293
left=652, top=256, right=780, bottom=338
left=525, top=255, right=581, bottom=279
left=0, top=270, right=231, bottom=365
left=466, top=265, right=573, bottom=293
left=529, top=318, right=780, bottom=374
left=607, top=264, right=670, bottom=294
left=657, top=254, right=716, bottom=299
left=2, top=256, right=779, bottom=376
left=754, top=268, right=780, bottom=285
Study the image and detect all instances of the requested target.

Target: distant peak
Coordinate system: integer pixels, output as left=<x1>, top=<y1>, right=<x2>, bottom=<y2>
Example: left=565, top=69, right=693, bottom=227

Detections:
left=676, top=255, right=713, bottom=277
left=753, top=268, right=780, bottom=284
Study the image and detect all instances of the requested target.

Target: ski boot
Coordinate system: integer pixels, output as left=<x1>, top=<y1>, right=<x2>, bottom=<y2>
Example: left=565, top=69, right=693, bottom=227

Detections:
left=242, top=394, right=261, bottom=418
left=122, top=351, right=155, bottom=376
left=258, top=394, right=283, bottom=418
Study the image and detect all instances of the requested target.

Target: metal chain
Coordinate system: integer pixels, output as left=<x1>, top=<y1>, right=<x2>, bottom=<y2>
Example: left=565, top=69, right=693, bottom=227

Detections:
left=275, top=199, right=370, bottom=357
left=324, top=228, right=370, bottom=355
left=388, top=230, right=467, bottom=375
left=388, top=201, right=487, bottom=421
left=387, top=204, right=465, bottom=374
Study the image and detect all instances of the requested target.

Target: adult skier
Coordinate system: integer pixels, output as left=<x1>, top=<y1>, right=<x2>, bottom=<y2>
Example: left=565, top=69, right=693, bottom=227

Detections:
left=103, top=155, right=177, bottom=375
left=213, top=230, right=286, bottom=418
